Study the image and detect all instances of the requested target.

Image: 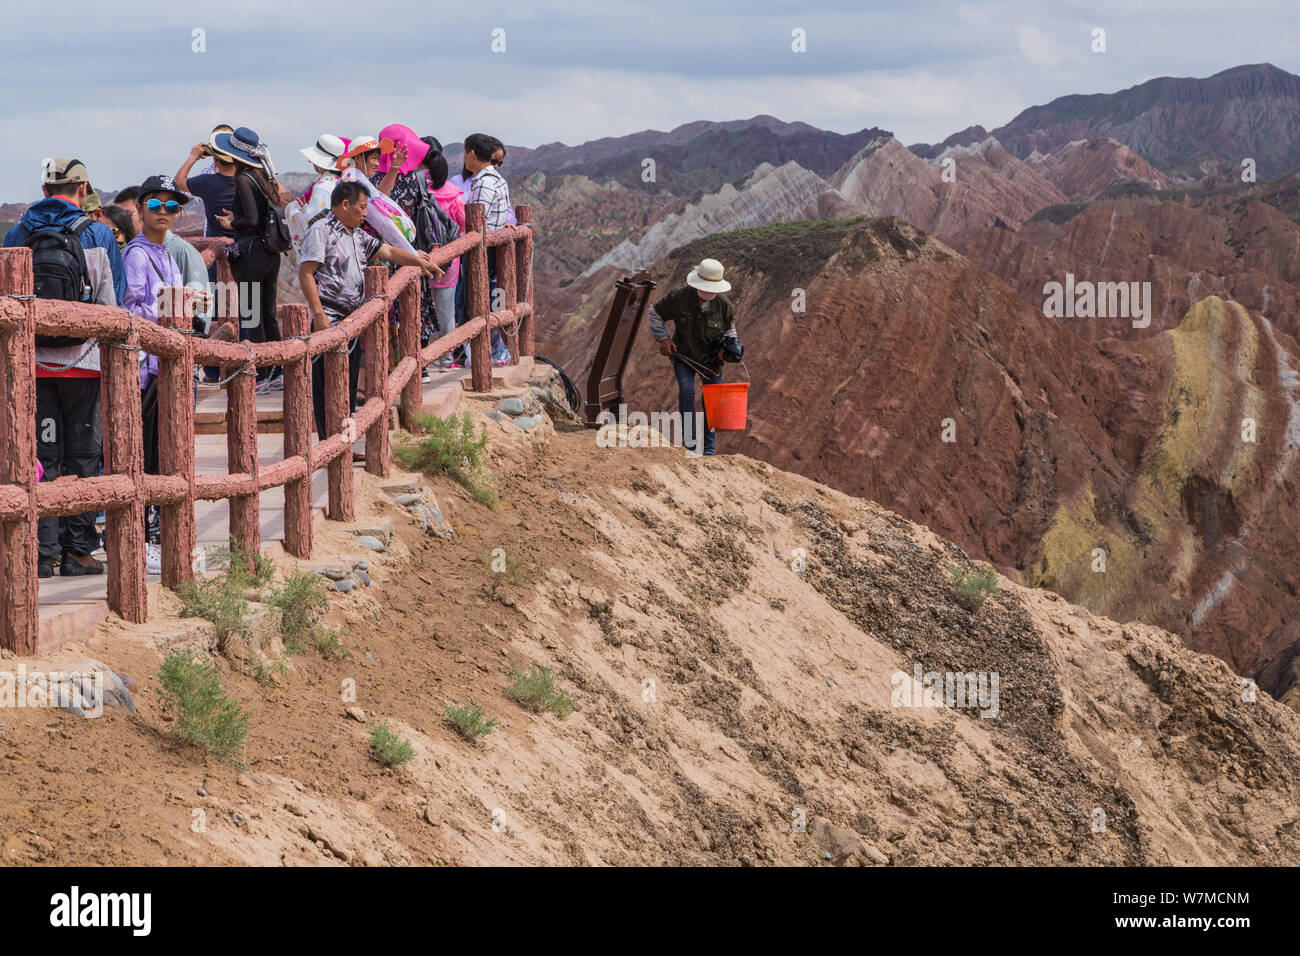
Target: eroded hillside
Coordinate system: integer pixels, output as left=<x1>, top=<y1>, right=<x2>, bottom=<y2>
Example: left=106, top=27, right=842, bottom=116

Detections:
left=2, top=415, right=1297, bottom=866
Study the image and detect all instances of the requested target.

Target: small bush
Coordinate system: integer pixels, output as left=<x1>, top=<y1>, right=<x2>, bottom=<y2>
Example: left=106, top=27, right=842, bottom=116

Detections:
left=369, top=720, right=416, bottom=768
left=504, top=662, right=573, bottom=719
left=397, top=411, right=498, bottom=509
left=445, top=701, right=498, bottom=742
left=950, top=566, right=998, bottom=612
left=175, top=577, right=250, bottom=654
left=157, top=651, right=251, bottom=764
left=210, top=539, right=275, bottom=589
left=315, top=625, right=352, bottom=660
left=266, top=572, right=329, bottom=654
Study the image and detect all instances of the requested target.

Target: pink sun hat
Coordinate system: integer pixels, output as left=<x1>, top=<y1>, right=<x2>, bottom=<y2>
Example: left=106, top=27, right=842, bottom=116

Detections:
left=376, top=124, right=429, bottom=176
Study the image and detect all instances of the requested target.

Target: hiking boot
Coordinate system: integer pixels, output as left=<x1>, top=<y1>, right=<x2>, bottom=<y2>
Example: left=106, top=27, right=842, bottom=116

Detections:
left=38, top=556, right=55, bottom=579
left=61, top=552, right=104, bottom=576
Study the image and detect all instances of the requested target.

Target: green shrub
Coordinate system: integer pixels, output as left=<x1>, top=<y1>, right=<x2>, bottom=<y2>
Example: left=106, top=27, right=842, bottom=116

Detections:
left=396, top=411, right=498, bottom=509
left=504, top=662, right=573, bottom=719
left=445, top=701, right=498, bottom=742
left=157, top=651, right=251, bottom=764
left=950, top=566, right=998, bottom=612
left=315, top=625, right=352, bottom=660
left=209, top=539, right=275, bottom=589
left=266, top=572, right=329, bottom=654
left=369, top=720, right=416, bottom=768
left=175, top=577, right=250, bottom=654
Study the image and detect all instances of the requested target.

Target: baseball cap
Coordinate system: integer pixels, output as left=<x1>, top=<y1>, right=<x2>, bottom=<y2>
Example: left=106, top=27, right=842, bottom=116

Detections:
left=42, top=157, right=91, bottom=186
left=137, top=174, right=191, bottom=206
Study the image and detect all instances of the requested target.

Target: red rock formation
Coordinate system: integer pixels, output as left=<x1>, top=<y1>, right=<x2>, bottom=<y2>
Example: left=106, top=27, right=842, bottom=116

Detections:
left=547, top=217, right=1300, bottom=706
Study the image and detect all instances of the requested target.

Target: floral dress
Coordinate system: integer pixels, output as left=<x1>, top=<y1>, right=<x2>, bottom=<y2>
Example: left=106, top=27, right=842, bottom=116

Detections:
left=386, top=171, right=440, bottom=345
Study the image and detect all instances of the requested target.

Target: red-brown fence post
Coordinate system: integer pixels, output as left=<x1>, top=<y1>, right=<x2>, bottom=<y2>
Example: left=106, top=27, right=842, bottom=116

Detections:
left=515, top=205, right=535, bottom=358
left=465, top=203, right=492, bottom=392
left=157, top=288, right=196, bottom=588
left=0, top=248, right=39, bottom=653
left=226, top=339, right=260, bottom=564
left=363, top=265, right=390, bottom=477
left=101, top=319, right=147, bottom=623
left=325, top=324, right=353, bottom=522
left=398, top=274, right=422, bottom=431
left=497, top=232, right=519, bottom=365
left=280, top=303, right=313, bottom=558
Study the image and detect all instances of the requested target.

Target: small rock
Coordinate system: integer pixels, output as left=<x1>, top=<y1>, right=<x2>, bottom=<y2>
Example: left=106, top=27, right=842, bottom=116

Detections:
left=346, top=707, right=366, bottom=722
left=486, top=411, right=504, bottom=421
left=360, top=848, right=384, bottom=867
left=825, top=679, right=834, bottom=688
left=284, top=802, right=307, bottom=817
left=499, top=397, right=525, bottom=415
left=354, top=560, right=368, bottom=571
left=394, top=493, right=421, bottom=506
left=513, top=415, right=540, bottom=430
left=356, top=535, right=386, bottom=552
left=862, top=845, right=889, bottom=865
left=237, top=773, right=254, bottom=788
left=354, top=570, right=372, bottom=587
left=196, top=788, right=208, bottom=798
left=423, top=806, right=439, bottom=826
left=335, top=579, right=357, bottom=593
left=365, top=652, right=375, bottom=661
left=321, top=568, right=348, bottom=581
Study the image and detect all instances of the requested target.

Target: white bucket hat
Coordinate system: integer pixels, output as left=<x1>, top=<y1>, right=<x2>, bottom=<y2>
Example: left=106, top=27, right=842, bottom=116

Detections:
left=686, top=258, right=731, bottom=294
left=301, top=134, right=346, bottom=170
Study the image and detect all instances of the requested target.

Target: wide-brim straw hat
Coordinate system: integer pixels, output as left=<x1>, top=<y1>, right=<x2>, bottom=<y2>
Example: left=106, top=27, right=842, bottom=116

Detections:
left=686, top=258, right=731, bottom=293
left=208, top=124, right=236, bottom=163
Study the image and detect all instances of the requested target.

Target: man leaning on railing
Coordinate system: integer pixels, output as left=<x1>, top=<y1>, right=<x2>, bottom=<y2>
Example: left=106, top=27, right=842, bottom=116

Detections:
left=298, top=180, right=441, bottom=441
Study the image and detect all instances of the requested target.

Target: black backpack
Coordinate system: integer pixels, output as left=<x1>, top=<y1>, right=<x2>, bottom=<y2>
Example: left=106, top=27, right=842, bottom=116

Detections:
left=25, top=216, right=94, bottom=347
left=410, top=171, right=460, bottom=252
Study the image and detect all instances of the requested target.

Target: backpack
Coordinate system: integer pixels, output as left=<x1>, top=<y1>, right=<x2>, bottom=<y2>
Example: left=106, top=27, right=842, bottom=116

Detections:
left=263, top=201, right=293, bottom=254
left=239, top=170, right=293, bottom=255
left=25, top=216, right=94, bottom=347
left=410, top=171, right=460, bottom=252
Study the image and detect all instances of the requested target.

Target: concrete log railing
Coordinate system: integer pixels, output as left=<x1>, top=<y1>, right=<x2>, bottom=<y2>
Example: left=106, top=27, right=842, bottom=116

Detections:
left=0, top=202, right=535, bottom=653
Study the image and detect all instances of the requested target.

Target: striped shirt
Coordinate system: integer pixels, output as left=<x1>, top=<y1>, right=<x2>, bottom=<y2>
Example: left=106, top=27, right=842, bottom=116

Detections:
left=468, top=165, right=512, bottom=231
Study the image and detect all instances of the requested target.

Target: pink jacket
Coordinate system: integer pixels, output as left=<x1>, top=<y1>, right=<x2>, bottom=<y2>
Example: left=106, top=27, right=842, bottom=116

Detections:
left=430, top=182, right=465, bottom=289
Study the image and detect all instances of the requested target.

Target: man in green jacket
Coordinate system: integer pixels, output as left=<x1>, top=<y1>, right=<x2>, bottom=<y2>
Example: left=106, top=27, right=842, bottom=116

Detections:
left=648, top=258, right=739, bottom=455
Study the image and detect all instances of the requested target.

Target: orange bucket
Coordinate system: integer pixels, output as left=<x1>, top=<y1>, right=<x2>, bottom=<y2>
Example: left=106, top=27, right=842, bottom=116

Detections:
left=701, top=382, right=750, bottom=431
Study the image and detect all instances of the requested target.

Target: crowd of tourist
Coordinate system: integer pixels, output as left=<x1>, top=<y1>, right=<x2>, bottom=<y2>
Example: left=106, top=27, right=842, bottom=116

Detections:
left=4, top=122, right=518, bottom=578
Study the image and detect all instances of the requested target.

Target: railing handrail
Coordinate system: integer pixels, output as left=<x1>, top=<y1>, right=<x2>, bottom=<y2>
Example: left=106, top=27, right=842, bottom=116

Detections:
left=0, top=202, right=537, bottom=653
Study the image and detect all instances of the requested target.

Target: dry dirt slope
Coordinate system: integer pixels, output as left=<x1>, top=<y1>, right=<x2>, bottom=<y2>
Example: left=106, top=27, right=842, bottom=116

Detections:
left=2, top=417, right=1299, bottom=866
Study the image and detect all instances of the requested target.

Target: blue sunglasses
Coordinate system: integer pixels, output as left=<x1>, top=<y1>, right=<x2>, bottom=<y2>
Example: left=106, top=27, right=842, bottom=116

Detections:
left=145, top=198, right=181, bottom=213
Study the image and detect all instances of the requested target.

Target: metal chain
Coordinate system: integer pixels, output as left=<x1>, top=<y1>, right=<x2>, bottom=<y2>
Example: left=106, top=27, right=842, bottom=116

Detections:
left=209, top=343, right=258, bottom=387
left=35, top=338, right=99, bottom=372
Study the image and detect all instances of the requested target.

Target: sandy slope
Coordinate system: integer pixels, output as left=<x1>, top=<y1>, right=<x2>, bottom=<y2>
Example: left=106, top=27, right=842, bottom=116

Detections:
left=1, top=409, right=1297, bottom=866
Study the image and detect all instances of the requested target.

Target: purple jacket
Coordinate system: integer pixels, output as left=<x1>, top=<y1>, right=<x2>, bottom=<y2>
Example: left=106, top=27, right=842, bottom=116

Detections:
left=122, top=234, right=184, bottom=388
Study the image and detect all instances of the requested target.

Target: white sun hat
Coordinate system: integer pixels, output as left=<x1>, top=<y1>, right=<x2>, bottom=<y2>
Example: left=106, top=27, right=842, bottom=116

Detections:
left=300, top=134, right=347, bottom=170
left=686, top=258, right=731, bottom=294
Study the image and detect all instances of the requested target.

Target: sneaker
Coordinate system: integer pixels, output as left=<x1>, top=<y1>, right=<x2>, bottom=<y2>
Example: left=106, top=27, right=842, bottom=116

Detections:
left=145, top=543, right=162, bottom=576
left=38, top=556, right=55, bottom=579
left=421, top=369, right=433, bottom=383
left=60, top=552, right=104, bottom=576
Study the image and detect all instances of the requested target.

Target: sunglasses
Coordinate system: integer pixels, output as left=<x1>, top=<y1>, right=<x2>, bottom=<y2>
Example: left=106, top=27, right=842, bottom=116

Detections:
left=110, top=227, right=122, bottom=238
left=491, top=157, right=504, bottom=167
left=145, top=198, right=181, bottom=214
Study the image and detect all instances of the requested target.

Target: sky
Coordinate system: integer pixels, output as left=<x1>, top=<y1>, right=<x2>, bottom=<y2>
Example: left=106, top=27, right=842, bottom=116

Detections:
left=0, top=0, right=1297, bottom=197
